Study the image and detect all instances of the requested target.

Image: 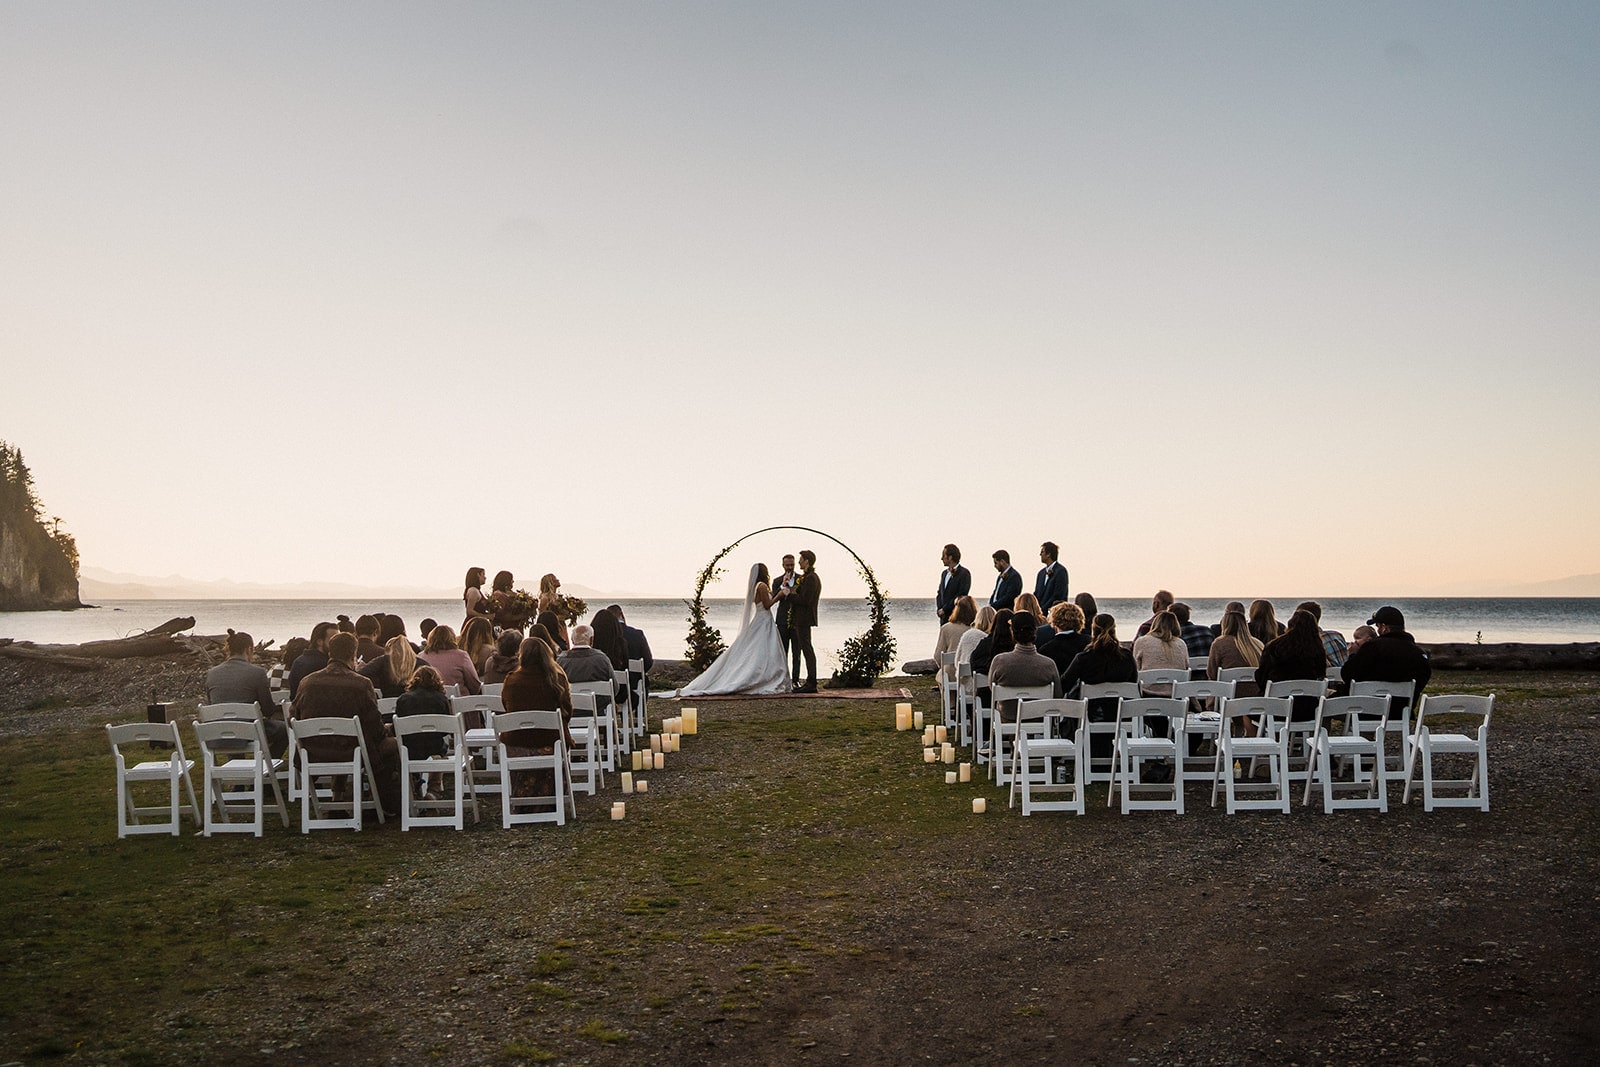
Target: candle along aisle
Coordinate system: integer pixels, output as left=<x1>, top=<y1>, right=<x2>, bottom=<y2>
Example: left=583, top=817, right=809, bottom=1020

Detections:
left=653, top=752, right=665, bottom=770
left=913, top=711, right=925, bottom=729
left=611, top=802, right=625, bottom=820
left=935, top=725, right=948, bottom=744
left=621, top=772, right=634, bottom=794
left=631, top=751, right=644, bottom=771
left=895, top=704, right=912, bottom=731
left=922, top=726, right=936, bottom=746
left=959, top=762, right=972, bottom=783
left=945, top=771, right=957, bottom=784
left=942, top=743, right=956, bottom=764
left=650, top=734, right=663, bottom=753
left=923, top=747, right=937, bottom=763
left=636, top=780, right=648, bottom=793
left=972, top=797, right=987, bottom=814
left=682, top=708, right=698, bottom=734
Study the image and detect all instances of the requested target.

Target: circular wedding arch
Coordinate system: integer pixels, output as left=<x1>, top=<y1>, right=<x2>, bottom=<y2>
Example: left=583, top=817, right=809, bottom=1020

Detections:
left=684, top=525, right=897, bottom=687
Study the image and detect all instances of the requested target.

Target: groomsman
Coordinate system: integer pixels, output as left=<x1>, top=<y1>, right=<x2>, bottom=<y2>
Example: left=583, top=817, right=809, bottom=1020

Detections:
left=935, top=544, right=971, bottom=623
left=1033, top=542, right=1069, bottom=613
left=989, top=550, right=1022, bottom=610
left=774, top=554, right=798, bottom=656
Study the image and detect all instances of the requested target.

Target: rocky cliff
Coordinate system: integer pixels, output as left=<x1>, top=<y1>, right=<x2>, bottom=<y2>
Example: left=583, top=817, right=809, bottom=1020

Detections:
left=0, top=512, right=81, bottom=611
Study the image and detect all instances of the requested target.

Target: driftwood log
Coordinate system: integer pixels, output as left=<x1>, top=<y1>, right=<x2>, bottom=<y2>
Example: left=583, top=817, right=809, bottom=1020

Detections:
left=0, top=616, right=199, bottom=669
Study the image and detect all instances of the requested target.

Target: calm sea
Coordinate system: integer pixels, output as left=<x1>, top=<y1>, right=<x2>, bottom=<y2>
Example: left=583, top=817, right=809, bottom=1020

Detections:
left=2, top=597, right=1596, bottom=672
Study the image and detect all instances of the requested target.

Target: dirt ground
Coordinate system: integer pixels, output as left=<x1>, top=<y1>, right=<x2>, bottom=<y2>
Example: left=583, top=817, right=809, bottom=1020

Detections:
left=3, top=655, right=1598, bottom=1065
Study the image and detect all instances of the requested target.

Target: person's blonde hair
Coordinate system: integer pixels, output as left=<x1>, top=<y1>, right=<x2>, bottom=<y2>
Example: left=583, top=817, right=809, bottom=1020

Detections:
left=974, top=605, right=998, bottom=634
left=1149, top=611, right=1181, bottom=643
left=1219, top=610, right=1262, bottom=667
left=1014, top=592, right=1045, bottom=623
left=1049, top=602, right=1084, bottom=632
left=424, top=624, right=458, bottom=653
left=384, top=635, right=417, bottom=683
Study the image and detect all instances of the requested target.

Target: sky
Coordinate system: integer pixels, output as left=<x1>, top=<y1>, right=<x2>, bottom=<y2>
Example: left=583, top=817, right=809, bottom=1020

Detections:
left=2, top=1, right=1597, bottom=600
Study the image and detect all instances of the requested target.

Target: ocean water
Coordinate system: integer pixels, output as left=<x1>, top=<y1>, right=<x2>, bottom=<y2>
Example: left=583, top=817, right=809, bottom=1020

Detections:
left=2, top=597, right=1596, bottom=673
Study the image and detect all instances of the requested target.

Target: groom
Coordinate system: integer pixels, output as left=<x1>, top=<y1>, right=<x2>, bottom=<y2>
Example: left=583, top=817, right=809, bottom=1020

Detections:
left=787, top=549, right=820, bottom=693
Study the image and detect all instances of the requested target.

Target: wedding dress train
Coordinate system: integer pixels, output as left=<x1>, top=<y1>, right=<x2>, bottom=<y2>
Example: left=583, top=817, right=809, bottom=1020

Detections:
left=674, top=565, right=792, bottom=697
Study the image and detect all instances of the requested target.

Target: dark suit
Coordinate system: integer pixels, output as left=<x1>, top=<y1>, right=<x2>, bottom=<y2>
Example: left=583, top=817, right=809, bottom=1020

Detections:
left=989, top=566, right=1022, bottom=610
left=1034, top=562, right=1069, bottom=613
left=790, top=568, right=821, bottom=688
left=773, top=569, right=799, bottom=655
left=936, top=565, right=971, bottom=623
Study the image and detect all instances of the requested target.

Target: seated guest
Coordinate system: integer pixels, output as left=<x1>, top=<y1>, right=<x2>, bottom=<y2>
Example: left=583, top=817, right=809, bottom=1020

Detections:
left=1211, top=600, right=1246, bottom=638
left=480, top=630, right=524, bottom=685
left=459, top=616, right=497, bottom=674
left=1073, top=592, right=1098, bottom=630
left=205, top=629, right=287, bottom=757
left=970, top=608, right=1014, bottom=679
left=1132, top=610, right=1189, bottom=695
left=1061, top=614, right=1138, bottom=758
left=269, top=636, right=309, bottom=696
left=934, top=596, right=977, bottom=684
left=607, top=604, right=654, bottom=673
left=1039, top=602, right=1089, bottom=675
left=1297, top=600, right=1349, bottom=667
left=1172, top=602, right=1214, bottom=659
left=419, top=618, right=438, bottom=644
left=287, top=621, right=339, bottom=699
left=290, top=632, right=401, bottom=816
left=418, top=625, right=484, bottom=695
left=501, top=637, right=576, bottom=797
left=395, top=664, right=451, bottom=795
left=1135, top=590, right=1175, bottom=638
left=1255, top=609, right=1328, bottom=720
left=988, top=612, right=1061, bottom=720
left=359, top=635, right=418, bottom=698
left=1013, top=592, right=1053, bottom=644
left=377, top=613, right=420, bottom=652
left=557, top=625, right=615, bottom=685
left=336, top=614, right=356, bottom=635
left=1248, top=599, right=1284, bottom=646
left=525, top=622, right=558, bottom=651
left=1207, top=609, right=1263, bottom=697
left=957, top=605, right=995, bottom=668
left=536, top=609, right=570, bottom=652
left=354, top=614, right=384, bottom=665
left=1340, top=605, right=1431, bottom=710
left=590, top=610, right=633, bottom=707
left=1349, top=624, right=1377, bottom=653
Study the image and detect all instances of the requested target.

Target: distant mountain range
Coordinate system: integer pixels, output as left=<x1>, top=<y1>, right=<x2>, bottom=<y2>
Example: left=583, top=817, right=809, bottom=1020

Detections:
left=78, top=567, right=615, bottom=601
left=1427, top=573, right=1600, bottom=596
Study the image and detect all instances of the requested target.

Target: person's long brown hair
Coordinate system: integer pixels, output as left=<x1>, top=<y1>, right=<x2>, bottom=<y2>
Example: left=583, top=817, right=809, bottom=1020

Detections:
left=1220, top=610, right=1262, bottom=667
left=1089, top=613, right=1120, bottom=653
left=516, top=637, right=571, bottom=707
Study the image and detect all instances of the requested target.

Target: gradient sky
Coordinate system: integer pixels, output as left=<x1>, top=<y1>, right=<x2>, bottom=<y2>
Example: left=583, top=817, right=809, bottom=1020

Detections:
left=2, top=2, right=1596, bottom=600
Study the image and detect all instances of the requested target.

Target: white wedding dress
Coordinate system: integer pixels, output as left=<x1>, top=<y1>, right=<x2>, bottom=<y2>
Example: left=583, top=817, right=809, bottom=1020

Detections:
left=674, top=565, right=792, bottom=697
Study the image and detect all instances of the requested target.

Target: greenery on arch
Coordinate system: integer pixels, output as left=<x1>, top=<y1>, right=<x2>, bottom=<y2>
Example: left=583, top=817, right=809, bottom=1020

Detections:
left=683, top=526, right=897, bottom=688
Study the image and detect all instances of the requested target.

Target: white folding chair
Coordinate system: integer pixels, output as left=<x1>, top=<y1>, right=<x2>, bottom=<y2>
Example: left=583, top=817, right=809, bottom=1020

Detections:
left=1216, top=666, right=1258, bottom=688
left=452, top=693, right=504, bottom=799
left=1015, top=699, right=1088, bottom=816
left=1210, top=697, right=1292, bottom=814
left=566, top=691, right=604, bottom=795
left=990, top=683, right=1055, bottom=785
left=971, top=672, right=992, bottom=764
left=1172, top=678, right=1236, bottom=790
left=1265, top=678, right=1332, bottom=787
left=569, top=682, right=617, bottom=778
left=481, top=682, right=504, bottom=698
left=1137, top=668, right=1189, bottom=696
left=1107, top=697, right=1186, bottom=814
left=106, top=721, right=199, bottom=838
left=1404, top=693, right=1493, bottom=811
left=494, top=709, right=576, bottom=827
left=938, top=652, right=961, bottom=733
left=1187, top=656, right=1209, bottom=673
left=394, top=712, right=480, bottom=830
left=376, top=696, right=399, bottom=718
left=1349, top=680, right=1418, bottom=788
left=192, top=717, right=289, bottom=836
left=197, top=701, right=264, bottom=723
left=1078, top=682, right=1141, bottom=785
left=627, top=658, right=649, bottom=738
left=955, top=660, right=976, bottom=748
left=289, top=717, right=386, bottom=832
left=444, top=684, right=461, bottom=698
left=1300, top=695, right=1389, bottom=812
left=612, top=669, right=635, bottom=755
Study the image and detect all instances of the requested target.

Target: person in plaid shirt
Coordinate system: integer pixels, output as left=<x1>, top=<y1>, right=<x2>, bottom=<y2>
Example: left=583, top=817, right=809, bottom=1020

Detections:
left=1297, top=600, right=1349, bottom=667
left=1172, top=602, right=1214, bottom=658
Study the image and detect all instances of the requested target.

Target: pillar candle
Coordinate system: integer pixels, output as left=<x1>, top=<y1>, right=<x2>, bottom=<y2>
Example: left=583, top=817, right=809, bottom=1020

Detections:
left=621, top=772, right=634, bottom=794
left=895, top=706, right=912, bottom=731
left=653, top=751, right=665, bottom=770
left=935, top=725, right=948, bottom=743
left=922, top=726, right=935, bottom=746
left=636, top=780, right=648, bottom=793
left=682, top=708, right=698, bottom=735
left=959, top=762, right=972, bottom=783
left=650, top=734, right=662, bottom=753
left=945, top=771, right=957, bottom=784
left=631, top=751, right=644, bottom=771
left=942, top=742, right=956, bottom=764
left=923, top=747, right=937, bottom=763
left=913, top=710, right=925, bottom=729
left=972, top=797, right=987, bottom=814
left=611, top=802, right=625, bottom=820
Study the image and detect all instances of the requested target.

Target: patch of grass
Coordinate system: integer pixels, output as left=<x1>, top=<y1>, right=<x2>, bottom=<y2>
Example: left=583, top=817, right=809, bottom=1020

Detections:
left=575, top=1018, right=628, bottom=1044
left=531, top=950, right=572, bottom=977
left=501, top=1039, right=557, bottom=1062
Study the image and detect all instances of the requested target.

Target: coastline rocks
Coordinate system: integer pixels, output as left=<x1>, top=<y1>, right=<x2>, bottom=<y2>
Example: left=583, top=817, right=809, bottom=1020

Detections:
left=902, top=659, right=937, bottom=675
left=1421, top=642, right=1600, bottom=671
left=0, top=514, right=81, bottom=611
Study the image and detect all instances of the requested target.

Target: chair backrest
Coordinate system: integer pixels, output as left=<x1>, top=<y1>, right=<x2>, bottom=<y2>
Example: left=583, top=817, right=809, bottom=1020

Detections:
left=627, top=658, right=645, bottom=674
left=444, top=684, right=461, bottom=698
left=193, top=716, right=268, bottom=756
left=570, top=680, right=611, bottom=698
left=1415, top=693, right=1494, bottom=733
left=481, top=682, right=504, bottom=697
left=1172, top=679, right=1236, bottom=703
left=992, top=683, right=1055, bottom=706
left=939, top=651, right=956, bottom=669
left=106, top=720, right=185, bottom=764
left=272, top=689, right=293, bottom=708
left=1265, top=678, right=1329, bottom=700
left=1325, top=665, right=1344, bottom=682
left=1016, top=697, right=1088, bottom=734
left=1139, top=669, right=1189, bottom=687
left=1220, top=696, right=1292, bottom=729
left=1187, top=656, right=1209, bottom=671
left=494, top=709, right=565, bottom=741
left=451, top=693, right=499, bottom=731
left=1080, top=682, right=1140, bottom=702
left=1216, top=667, right=1258, bottom=685
left=1349, top=679, right=1417, bottom=706
left=289, top=716, right=363, bottom=760
left=1314, top=695, right=1390, bottom=736
left=1116, top=696, right=1185, bottom=734
left=570, top=690, right=601, bottom=721
left=197, top=701, right=263, bottom=722
left=392, top=712, right=465, bottom=747
left=376, top=696, right=399, bottom=717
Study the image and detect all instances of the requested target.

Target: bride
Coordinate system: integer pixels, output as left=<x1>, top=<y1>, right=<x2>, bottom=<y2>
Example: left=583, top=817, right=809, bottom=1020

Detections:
left=675, top=563, right=792, bottom=696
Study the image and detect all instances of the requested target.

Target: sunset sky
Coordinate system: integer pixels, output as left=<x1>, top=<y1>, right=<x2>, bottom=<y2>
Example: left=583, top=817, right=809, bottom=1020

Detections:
left=3, top=2, right=1596, bottom=600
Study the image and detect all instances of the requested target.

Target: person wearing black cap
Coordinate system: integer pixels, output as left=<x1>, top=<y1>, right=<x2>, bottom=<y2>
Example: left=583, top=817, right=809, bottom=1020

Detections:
left=1339, top=605, right=1431, bottom=707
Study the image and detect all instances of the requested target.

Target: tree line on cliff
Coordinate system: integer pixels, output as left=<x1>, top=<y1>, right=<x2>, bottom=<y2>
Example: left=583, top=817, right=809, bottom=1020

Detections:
left=1, top=438, right=81, bottom=610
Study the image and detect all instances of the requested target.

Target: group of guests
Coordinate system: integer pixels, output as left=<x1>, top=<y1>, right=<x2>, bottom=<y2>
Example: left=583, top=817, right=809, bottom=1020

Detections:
left=932, top=585, right=1434, bottom=732
left=202, top=597, right=653, bottom=820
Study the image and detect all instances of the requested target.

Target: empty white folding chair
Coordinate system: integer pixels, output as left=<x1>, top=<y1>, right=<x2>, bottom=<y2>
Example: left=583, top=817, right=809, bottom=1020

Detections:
left=1137, top=668, right=1189, bottom=696
left=1404, top=693, right=1493, bottom=811
left=192, top=717, right=289, bottom=836
left=289, top=717, right=386, bottom=832
left=452, top=693, right=504, bottom=799
left=990, top=683, right=1056, bottom=785
left=566, top=690, right=605, bottom=794
left=1172, top=678, right=1236, bottom=790
left=1015, top=699, right=1089, bottom=815
left=494, top=709, right=576, bottom=827
left=394, top=712, right=479, bottom=830
left=1078, top=682, right=1141, bottom=785
left=569, top=681, right=617, bottom=776
left=1349, top=679, right=1418, bottom=788
left=938, top=652, right=961, bottom=733
left=106, top=721, right=200, bottom=838
left=1265, top=678, right=1331, bottom=787
left=1210, top=696, right=1292, bottom=814
left=627, top=658, right=650, bottom=738
left=1107, top=697, right=1186, bottom=814
left=1300, top=695, right=1390, bottom=813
